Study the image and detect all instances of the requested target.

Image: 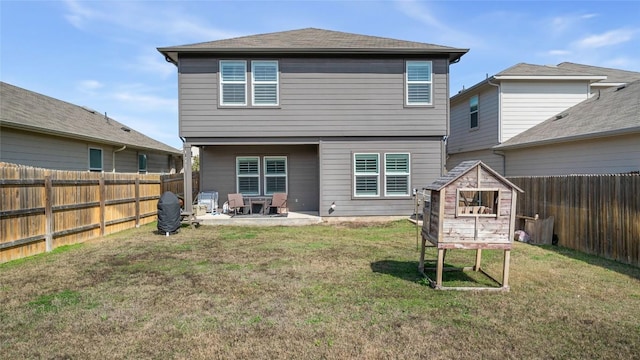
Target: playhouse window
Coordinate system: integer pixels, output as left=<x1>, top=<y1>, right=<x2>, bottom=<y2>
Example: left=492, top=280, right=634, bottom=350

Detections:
left=456, top=188, right=500, bottom=217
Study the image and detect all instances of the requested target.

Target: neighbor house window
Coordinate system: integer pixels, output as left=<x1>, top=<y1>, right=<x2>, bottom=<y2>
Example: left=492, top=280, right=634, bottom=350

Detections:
left=385, top=153, right=410, bottom=196
left=354, top=153, right=380, bottom=197
left=470, top=95, right=479, bottom=129
left=236, top=157, right=260, bottom=195
left=456, top=189, right=500, bottom=217
left=264, top=156, right=287, bottom=194
left=89, top=147, right=103, bottom=172
left=220, top=60, right=247, bottom=106
left=406, top=61, right=432, bottom=105
left=138, top=154, right=147, bottom=174
left=252, top=61, right=279, bottom=105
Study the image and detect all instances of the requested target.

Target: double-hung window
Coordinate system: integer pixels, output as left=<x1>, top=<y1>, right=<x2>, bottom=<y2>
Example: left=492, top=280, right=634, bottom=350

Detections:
left=406, top=61, right=432, bottom=105
left=385, top=153, right=410, bottom=196
left=236, top=157, right=260, bottom=195
left=470, top=95, right=479, bottom=129
left=220, top=60, right=247, bottom=106
left=89, top=147, right=103, bottom=172
left=252, top=61, right=279, bottom=105
left=264, top=156, right=287, bottom=194
left=138, top=154, right=147, bottom=174
left=354, top=153, right=380, bottom=197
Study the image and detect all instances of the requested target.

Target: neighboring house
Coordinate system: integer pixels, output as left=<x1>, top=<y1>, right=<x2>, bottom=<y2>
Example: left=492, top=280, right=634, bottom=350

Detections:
left=447, top=62, right=640, bottom=174
left=0, top=82, right=182, bottom=173
left=493, top=79, right=640, bottom=176
left=157, top=28, right=468, bottom=216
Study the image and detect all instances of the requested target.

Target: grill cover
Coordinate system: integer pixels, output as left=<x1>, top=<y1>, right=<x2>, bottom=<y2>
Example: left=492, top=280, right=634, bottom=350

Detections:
left=157, top=191, right=181, bottom=233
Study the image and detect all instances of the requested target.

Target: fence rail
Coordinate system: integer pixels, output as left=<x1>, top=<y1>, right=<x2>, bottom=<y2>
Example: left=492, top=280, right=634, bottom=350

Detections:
left=508, top=174, right=640, bottom=267
left=1, top=163, right=198, bottom=263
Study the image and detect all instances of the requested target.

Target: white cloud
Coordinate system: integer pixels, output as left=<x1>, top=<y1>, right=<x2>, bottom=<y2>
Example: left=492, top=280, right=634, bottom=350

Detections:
left=393, top=0, right=477, bottom=47
left=574, top=29, right=636, bottom=49
left=547, top=49, right=571, bottom=56
left=77, top=80, right=104, bottom=92
left=112, top=90, right=177, bottom=113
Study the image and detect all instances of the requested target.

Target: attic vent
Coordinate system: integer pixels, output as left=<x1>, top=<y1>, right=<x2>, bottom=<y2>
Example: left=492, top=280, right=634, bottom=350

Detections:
left=616, top=84, right=627, bottom=91
left=120, top=126, right=131, bottom=132
left=554, top=113, right=568, bottom=120
left=81, top=106, right=97, bottom=114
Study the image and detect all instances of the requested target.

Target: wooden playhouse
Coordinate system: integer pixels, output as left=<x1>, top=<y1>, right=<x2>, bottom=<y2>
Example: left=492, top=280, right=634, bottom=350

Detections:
left=419, top=160, right=523, bottom=291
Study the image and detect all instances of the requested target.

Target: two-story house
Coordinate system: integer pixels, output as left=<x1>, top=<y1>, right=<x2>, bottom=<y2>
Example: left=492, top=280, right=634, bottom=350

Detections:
left=158, top=28, right=467, bottom=216
left=1, top=82, right=182, bottom=173
left=447, top=62, right=640, bottom=175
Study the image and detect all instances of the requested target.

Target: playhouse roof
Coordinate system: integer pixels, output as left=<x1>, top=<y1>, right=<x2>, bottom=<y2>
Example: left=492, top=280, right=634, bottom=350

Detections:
left=424, top=160, right=524, bottom=192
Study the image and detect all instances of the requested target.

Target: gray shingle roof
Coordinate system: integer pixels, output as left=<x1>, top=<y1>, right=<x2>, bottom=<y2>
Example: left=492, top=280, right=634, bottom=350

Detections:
left=557, top=62, right=640, bottom=84
left=425, top=160, right=523, bottom=192
left=0, top=82, right=181, bottom=154
left=158, top=28, right=468, bottom=63
left=494, top=79, right=640, bottom=150
left=495, top=62, right=604, bottom=78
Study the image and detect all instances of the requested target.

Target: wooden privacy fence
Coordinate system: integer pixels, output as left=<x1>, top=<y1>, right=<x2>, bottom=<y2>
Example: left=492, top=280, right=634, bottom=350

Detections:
left=508, top=174, right=640, bottom=267
left=160, top=171, right=200, bottom=199
left=1, top=163, right=196, bottom=263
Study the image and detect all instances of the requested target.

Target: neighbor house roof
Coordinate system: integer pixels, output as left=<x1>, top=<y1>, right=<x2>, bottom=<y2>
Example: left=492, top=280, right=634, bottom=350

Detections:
left=494, top=79, right=640, bottom=150
left=0, top=82, right=181, bottom=155
left=451, top=62, right=640, bottom=101
left=424, top=160, right=523, bottom=192
left=557, top=62, right=640, bottom=86
left=158, top=27, right=469, bottom=63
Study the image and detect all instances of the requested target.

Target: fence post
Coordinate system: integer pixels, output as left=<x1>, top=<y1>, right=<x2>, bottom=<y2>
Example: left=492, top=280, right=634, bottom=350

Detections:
left=135, top=176, right=140, bottom=227
left=44, top=175, right=53, bottom=252
left=99, top=174, right=105, bottom=236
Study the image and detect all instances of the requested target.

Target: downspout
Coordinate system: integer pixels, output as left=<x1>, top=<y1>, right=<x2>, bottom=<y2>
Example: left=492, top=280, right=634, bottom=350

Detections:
left=487, top=78, right=506, bottom=174
left=112, top=145, right=126, bottom=173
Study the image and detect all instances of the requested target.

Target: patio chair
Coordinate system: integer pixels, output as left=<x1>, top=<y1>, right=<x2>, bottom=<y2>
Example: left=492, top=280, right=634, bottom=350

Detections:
left=227, top=193, right=246, bottom=216
left=268, top=192, right=288, bottom=215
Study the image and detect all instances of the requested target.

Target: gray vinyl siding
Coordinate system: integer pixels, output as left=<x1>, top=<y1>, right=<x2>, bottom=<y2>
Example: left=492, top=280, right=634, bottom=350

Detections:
left=1, top=127, right=178, bottom=173
left=448, top=86, right=499, bottom=153
left=503, top=134, right=640, bottom=176
left=446, top=149, right=505, bottom=175
left=200, top=144, right=319, bottom=212
left=320, top=138, right=442, bottom=216
left=178, top=57, right=449, bottom=138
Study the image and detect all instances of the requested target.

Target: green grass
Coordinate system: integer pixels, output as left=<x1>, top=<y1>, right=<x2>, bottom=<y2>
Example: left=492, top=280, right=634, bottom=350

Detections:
left=0, top=220, right=639, bottom=359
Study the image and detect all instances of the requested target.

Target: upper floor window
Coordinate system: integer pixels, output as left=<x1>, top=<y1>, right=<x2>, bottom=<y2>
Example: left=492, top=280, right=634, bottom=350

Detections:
left=220, top=60, right=247, bottom=106
left=470, top=95, right=479, bottom=129
left=138, top=154, right=147, bottom=174
left=406, top=61, right=432, bottom=105
left=89, top=147, right=102, bottom=172
left=252, top=61, right=279, bottom=105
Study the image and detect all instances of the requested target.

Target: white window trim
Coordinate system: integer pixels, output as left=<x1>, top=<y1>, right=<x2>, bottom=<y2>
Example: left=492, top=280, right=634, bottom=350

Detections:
left=251, top=61, right=279, bottom=106
left=236, top=156, right=260, bottom=195
left=353, top=153, right=380, bottom=197
left=88, top=147, right=103, bottom=172
left=384, top=153, right=411, bottom=197
left=263, top=156, right=287, bottom=195
left=405, top=60, right=433, bottom=106
left=220, top=60, right=247, bottom=106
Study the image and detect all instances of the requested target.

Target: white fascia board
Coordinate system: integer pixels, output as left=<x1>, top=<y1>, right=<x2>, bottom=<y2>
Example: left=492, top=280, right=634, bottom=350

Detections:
left=493, top=75, right=607, bottom=81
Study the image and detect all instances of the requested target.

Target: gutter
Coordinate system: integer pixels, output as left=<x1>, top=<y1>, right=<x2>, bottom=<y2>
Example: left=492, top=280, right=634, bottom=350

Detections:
left=112, top=145, right=127, bottom=173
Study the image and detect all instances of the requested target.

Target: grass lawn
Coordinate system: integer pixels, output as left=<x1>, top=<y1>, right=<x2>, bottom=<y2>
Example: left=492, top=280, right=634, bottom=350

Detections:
left=1, top=220, right=639, bottom=359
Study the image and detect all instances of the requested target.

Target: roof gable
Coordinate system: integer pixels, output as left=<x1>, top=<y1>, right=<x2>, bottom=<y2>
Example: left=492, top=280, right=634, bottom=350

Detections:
left=425, top=160, right=523, bottom=192
left=0, top=82, right=181, bottom=154
left=495, top=79, right=640, bottom=149
left=158, top=28, right=468, bottom=63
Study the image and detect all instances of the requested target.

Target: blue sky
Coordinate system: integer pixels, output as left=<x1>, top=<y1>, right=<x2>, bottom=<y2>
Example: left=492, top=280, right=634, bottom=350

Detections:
left=2, top=0, right=639, bottom=150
